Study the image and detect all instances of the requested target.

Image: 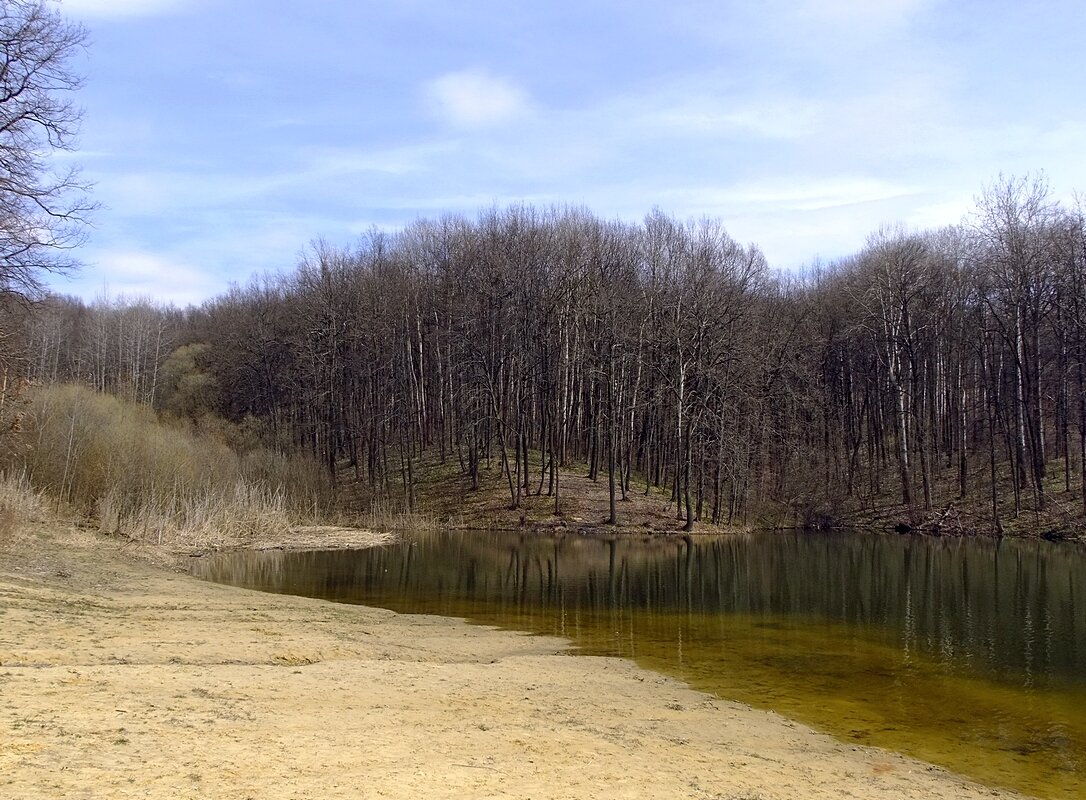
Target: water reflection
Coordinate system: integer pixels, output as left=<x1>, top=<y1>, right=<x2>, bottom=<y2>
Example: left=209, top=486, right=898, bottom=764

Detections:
left=195, top=530, right=1086, bottom=799
left=198, top=531, right=1084, bottom=687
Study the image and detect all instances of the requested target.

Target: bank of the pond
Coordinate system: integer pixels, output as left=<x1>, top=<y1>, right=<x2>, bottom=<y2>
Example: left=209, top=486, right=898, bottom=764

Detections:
left=1, top=522, right=1029, bottom=800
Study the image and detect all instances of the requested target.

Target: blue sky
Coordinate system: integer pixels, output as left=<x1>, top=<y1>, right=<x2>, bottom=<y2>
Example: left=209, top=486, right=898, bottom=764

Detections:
left=53, top=0, right=1086, bottom=305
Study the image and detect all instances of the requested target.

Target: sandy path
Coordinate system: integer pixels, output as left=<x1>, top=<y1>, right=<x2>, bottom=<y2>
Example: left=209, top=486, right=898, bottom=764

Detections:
left=0, top=524, right=1029, bottom=799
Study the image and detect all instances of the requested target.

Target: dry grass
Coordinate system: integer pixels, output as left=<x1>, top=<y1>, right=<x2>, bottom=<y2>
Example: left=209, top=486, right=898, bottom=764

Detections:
left=360, top=495, right=442, bottom=534
left=4, top=384, right=334, bottom=550
left=0, top=471, right=49, bottom=545
left=0, top=470, right=49, bottom=522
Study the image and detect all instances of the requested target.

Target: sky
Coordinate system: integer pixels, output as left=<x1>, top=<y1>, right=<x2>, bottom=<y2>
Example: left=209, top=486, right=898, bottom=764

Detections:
left=49, top=0, right=1086, bottom=306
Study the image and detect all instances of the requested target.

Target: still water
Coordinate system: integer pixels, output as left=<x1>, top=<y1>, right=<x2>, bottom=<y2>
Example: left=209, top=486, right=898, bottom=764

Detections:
left=194, top=530, right=1086, bottom=799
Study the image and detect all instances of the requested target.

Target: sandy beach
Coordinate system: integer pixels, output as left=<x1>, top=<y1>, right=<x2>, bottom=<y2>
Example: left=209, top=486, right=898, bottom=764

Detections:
left=0, top=521, right=1029, bottom=799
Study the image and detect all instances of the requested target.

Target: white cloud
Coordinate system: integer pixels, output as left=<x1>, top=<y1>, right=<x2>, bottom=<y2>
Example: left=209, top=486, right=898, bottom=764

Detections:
left=75, top=250, right=222, bottom=306
left=424, top=69, right=533, bottom=128
left=905, top=193, right=976, bottom=231
left=60, top=0, right=194, bottom=20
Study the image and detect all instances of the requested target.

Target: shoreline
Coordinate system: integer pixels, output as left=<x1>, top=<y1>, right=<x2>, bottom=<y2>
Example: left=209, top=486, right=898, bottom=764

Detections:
left=1, top=521, right=1030, bottom=799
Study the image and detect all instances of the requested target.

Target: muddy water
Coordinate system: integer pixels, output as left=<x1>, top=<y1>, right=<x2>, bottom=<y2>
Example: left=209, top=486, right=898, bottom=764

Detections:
left=194, top=530, right=1086, bottom=799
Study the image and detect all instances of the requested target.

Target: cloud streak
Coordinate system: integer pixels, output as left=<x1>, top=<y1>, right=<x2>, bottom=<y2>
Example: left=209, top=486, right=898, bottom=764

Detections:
left=61, top=0, right=196, bottom=19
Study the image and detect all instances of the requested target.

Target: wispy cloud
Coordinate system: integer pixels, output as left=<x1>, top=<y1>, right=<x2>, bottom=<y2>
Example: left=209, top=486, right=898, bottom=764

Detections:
left=93, top=139, right=459, bottom=221
left=300, top=142, right=457, bottom=178
left=660, top=178, right=920, bottom=214
left=610, top=177, right=927, bottom=267
left=424, top=69, right=533, bottom=128
left=72, top=249, right=221, bottom=306
left=643, top=95, right=821, bottom=140
left=61, top=0, right=196, bottom=19
left=793, top=0, right=931, bottom=32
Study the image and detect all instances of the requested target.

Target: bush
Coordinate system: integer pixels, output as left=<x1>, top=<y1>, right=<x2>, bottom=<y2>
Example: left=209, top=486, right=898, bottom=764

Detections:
left=6, top=384, right=333, bottom=549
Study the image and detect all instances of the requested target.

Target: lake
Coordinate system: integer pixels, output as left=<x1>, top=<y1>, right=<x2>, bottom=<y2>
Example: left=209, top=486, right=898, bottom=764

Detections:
left=193, top=530, right=1086, bottom=799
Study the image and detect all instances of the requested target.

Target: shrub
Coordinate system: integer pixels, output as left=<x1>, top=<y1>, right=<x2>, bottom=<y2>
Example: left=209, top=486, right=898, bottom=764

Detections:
left=6, top=384, right=333, bottom=549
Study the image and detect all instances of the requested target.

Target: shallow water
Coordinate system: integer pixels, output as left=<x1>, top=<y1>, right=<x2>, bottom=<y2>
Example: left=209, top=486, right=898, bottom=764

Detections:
left=194, top=530, right=1086, bottom=799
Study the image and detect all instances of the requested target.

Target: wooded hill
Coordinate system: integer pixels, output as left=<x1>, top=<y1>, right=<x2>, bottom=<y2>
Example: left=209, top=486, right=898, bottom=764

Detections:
left=8, top=174, right=1086, bottom=538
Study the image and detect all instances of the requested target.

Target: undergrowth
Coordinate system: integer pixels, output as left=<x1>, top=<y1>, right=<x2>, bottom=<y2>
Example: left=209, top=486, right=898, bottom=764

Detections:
left=3, top=384, right=334, bottom=550
left=0, top=471, right=48, bottom=544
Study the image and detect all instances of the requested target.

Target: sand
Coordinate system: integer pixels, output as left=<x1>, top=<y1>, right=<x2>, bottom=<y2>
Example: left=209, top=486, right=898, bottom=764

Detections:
left=0, top=521, right=1029, bottom=799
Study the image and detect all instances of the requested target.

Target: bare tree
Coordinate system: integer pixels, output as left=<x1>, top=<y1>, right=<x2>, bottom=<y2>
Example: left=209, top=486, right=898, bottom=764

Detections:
left=0, top=0, right=92, bottom=300
left=35, top=178, right=1085, bottom=536
left=970, top=174, right=1061, bottom=513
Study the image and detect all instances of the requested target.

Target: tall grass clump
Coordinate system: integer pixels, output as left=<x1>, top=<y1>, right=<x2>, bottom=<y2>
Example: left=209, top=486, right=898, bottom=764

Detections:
left=9, top=384, right=333, bottom=549
left=0, top=471, right=49, bottom=544
left=362, top=494, right=441, bottom=534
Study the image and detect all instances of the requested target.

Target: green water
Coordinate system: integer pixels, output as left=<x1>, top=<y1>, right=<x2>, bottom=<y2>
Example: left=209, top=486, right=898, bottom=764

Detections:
left=194, top=530, right=1086, bottom=799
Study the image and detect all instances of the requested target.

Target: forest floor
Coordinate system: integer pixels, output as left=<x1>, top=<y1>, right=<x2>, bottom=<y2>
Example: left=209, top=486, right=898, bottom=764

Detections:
left=350, top=451, right=1086, bottom=544
left=352, top=453, right=753, bottom=538
left=424, top=463, right=711, bottom=533
left=828, top=456, right=1086, bottom=542
left=0, top=517, right=1034, bottom=799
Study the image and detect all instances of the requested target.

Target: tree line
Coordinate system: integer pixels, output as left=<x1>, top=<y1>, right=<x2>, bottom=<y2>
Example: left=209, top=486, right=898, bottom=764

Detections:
left=0, top=3, right=1082, bottom=535
left=10, top=175, right=1086, bottom=534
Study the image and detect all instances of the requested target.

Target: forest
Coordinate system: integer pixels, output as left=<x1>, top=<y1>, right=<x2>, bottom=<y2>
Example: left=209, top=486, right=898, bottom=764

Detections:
left=3, top=173, right=1084, bottom=538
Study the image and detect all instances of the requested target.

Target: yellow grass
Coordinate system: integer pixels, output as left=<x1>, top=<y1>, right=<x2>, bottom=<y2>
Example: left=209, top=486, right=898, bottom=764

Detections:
left=4, top=384, right=333, bottom=550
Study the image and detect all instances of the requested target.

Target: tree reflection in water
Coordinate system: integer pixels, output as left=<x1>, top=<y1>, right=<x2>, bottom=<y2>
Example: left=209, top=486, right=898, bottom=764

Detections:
left=195, top=530, right=1086, bottom=800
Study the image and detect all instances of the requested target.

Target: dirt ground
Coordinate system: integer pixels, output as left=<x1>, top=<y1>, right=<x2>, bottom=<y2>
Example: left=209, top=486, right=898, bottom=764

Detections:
left=0, top=520, right=1030, bottom=799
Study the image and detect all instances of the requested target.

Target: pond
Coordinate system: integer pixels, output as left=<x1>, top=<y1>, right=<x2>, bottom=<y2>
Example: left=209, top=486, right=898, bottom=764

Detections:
left=194, top=530, right=1086, bottom=800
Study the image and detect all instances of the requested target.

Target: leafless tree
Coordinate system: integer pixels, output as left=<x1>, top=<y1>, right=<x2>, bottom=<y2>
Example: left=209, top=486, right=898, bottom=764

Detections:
left=0, top=0, right=92, bottom=301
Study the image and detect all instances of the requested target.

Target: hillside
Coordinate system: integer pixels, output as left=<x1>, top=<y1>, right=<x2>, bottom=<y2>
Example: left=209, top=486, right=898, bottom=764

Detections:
left=338, top=448, right=1086, bottom=544
left=338, top=452, right=744, bottom=537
